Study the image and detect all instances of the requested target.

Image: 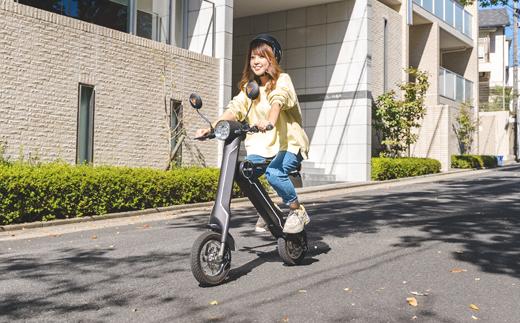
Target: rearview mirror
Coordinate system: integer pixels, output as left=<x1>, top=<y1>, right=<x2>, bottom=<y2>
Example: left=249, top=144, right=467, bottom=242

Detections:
left=189, top=93, right=202, bottom=110
left=246, top=81, right=259, bottom=100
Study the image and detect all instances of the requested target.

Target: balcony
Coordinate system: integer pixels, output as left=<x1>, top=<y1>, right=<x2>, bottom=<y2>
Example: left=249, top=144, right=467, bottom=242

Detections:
left=413, top=0, right=472, bottom=39
left=439, top=67, right=473, bottom=103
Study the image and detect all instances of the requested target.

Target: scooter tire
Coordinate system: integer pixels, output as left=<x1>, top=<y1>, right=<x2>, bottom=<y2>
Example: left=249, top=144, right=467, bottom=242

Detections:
left=277, top=231, right=307, bottom=266
left=190, top=231, right=231, bottom=286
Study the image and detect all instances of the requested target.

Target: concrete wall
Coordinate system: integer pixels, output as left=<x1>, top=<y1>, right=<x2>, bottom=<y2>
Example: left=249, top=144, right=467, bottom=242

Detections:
left=0, top=0, right=220, bottom=168
left=232, top=0, right=371, bottom=181
left=409, top=22, right=440, bottom=107
left=410, top=103, right=460, bottom=170
left=479, top=111, right=515, bottom=160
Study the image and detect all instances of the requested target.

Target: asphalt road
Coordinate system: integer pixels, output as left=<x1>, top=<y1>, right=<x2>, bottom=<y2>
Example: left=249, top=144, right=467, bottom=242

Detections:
left=1, top=166, right=520, bottom=323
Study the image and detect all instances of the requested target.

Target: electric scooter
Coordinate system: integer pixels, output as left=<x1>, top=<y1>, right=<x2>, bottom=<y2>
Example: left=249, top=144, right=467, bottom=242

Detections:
left=189, top=81, right=308, bottom=286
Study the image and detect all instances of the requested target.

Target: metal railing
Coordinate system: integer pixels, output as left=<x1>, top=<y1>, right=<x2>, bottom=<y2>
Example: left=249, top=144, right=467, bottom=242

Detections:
left=413, top=0, right=472, bottom=38
left=439, top=67, right=473, bottom=102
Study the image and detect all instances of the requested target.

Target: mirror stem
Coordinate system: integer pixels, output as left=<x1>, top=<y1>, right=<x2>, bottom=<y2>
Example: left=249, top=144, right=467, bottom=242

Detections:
left=197, top=109, right=214, bottom=131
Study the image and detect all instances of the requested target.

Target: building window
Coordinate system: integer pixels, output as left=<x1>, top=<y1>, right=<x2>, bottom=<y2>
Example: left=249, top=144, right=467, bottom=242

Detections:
left=170, top=99, right=183, bottom=166
left=136, top=0, right=171, bottom=43
left=18, top=0, right=130, bottom=33
left=478, top=37, right=489, bottom=62
left=77, top=84, right=95, bottom=164
left=16, top=0, right=175, bottom=44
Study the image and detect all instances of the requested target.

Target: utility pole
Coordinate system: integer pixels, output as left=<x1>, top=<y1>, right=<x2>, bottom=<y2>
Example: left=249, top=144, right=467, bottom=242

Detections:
left=514, top=2, right=519, bottom=162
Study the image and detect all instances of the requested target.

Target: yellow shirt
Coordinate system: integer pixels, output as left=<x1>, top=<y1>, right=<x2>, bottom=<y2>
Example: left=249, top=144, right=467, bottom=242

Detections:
left=226, top=73, right=310, bottom=159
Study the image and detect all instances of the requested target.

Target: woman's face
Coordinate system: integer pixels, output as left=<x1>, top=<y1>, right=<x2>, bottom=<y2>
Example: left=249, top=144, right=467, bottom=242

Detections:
left=250, top=53, right=270, bottom=76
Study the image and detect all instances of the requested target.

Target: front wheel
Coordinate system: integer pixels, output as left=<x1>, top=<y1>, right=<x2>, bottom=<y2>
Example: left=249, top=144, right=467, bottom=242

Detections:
left=190, top=231, right=231, bottom=286
left=277, top=230, right=307, bottom=266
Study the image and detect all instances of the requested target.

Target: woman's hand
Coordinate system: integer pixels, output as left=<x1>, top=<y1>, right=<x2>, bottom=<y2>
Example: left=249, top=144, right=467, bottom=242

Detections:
left=255, top=120, right=274, bottom=132
left=194, top=128, right=211, bottom=139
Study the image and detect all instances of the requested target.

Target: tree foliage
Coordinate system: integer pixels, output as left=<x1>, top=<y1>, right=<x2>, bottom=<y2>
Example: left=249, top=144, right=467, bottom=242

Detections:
left=460, top=0, right=508, bottom=7
left=373, top=68, right=430, bottom=157
left=453, top=102, right=478, bottom=154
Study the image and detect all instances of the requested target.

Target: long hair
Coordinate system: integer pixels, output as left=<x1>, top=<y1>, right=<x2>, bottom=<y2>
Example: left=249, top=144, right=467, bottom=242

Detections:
left=238, top=41, right=283, bottom=96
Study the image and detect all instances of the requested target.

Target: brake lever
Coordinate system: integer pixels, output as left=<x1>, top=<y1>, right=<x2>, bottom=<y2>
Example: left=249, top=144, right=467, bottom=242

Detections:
left=194, top=133, right=215, bottom=141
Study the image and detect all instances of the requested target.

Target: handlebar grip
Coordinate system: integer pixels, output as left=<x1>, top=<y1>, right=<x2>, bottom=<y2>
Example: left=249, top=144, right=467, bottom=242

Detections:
left=266, top=124, right=274, bottom=131
left=249, top=125, right=259, bottom=132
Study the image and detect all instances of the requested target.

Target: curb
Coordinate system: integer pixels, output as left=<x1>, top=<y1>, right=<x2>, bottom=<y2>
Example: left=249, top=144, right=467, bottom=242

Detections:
left=1, top=164, right=517, bottom=232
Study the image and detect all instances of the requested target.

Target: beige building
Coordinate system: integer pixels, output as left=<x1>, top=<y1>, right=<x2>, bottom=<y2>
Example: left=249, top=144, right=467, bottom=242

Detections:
left=1, top=0, right=479, bottom=183
left=0, top=0, right=220, bottom=168
left=478, top=8, right=511, bottom=108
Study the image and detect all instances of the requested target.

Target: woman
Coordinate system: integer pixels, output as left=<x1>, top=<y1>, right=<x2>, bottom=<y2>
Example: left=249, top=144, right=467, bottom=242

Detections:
left=195, top=34, right=310, bottom=234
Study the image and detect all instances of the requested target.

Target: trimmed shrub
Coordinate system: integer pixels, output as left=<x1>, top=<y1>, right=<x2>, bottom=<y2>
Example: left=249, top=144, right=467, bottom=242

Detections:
left=371, top=157, right=441, bottom=181
left=451, top=155, right=498, bottom=169
left=0, top=163, right=241, bottom=225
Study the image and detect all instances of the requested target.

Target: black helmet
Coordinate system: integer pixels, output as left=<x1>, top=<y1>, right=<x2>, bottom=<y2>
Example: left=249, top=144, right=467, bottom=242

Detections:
left=250, top=34, right=282, bottom=63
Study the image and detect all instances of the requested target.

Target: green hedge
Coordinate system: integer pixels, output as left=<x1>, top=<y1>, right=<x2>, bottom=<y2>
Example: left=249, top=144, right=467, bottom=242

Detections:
left=0, top=163, right=235, bottom=225
left=451, top=155, right=498, bottom=169
left=371, top=157, right=441, bottom=181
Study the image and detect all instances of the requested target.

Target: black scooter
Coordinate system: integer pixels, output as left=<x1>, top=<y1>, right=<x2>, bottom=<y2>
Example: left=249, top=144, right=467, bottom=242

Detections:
left=189, top=81, right=308, bottom=286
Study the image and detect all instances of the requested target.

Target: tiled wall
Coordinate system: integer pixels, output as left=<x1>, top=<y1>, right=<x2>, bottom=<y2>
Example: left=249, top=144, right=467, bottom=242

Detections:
left=0, top=0, right=220, bottom=168
left=370, top=0, right=403, bottom=100
left=232, top=0, right=371, bottom=181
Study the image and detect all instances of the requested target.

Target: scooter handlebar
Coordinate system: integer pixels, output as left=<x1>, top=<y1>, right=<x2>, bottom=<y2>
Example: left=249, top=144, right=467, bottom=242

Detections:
left=248, top=124, right=273, bottom=133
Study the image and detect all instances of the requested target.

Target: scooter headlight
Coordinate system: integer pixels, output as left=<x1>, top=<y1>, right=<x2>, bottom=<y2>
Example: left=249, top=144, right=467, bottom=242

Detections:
left=214, top=121, right=231, bottom=141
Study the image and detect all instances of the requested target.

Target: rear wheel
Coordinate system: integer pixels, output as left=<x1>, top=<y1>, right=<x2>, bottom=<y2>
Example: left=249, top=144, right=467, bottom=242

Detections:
left=190, top=231, right=231, bottom=286
left=277, top=230, right=307, bottom=265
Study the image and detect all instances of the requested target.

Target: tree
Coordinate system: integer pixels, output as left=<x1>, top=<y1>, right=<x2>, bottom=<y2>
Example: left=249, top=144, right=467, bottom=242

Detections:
left=453, top=102, right=479, bottom=155
left=373, top=68, right=430, bottom=157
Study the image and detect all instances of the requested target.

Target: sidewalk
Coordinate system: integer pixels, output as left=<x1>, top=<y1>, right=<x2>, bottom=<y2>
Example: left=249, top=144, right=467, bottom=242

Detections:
left=0, top=165, right=512, bottom=238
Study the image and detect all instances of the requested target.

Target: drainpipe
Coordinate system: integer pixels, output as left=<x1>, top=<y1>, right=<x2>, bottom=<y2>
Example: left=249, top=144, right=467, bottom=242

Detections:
left=514, top=1, right=519, bottom=161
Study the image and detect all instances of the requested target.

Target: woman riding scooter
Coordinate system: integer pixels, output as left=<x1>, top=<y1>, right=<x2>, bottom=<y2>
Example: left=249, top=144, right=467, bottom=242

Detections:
left=195, top=34, right=310, bottom=234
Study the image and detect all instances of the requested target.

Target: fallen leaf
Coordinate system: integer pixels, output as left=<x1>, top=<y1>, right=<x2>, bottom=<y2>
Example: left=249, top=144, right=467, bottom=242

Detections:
left=407, top=297, right=418, bottom=307
left=281, top=316, right=289, bottom=323
left=475, top=278, right=481, bottom=281
left=450, top=268, right=467, bottom=273
left=455, top=250, right=464, bottom=254
left=343, top=288, right=350, bottom=292
left=472, top=315, right=479, bottom=320
left=412, top=316, right=418, bottom=320
left=142, top=224, right=150, bottom=229
left=298, top=289, right=307, bottom=293
left=109, top=245, right=115, bottom=248
left=403, top=281, right=407, bottom=284
left=469, top=304, right=480, bottom=311
left=132, top=308, right=138, bottom=312
left=410, top=291, right=429, bottom=296
left=91, top=235, right=97, bottom=240
left=209, top=300, right=218, bottom=306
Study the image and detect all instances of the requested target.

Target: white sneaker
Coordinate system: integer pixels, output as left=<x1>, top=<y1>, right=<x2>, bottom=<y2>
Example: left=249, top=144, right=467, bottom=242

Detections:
left=255, top=216, right=268, bottom=233
left=283, top=205, right=310, bottom=234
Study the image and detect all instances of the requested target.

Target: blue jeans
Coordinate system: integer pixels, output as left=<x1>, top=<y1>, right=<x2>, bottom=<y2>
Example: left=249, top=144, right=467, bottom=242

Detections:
left=246, top=151, right=303, bottom=205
